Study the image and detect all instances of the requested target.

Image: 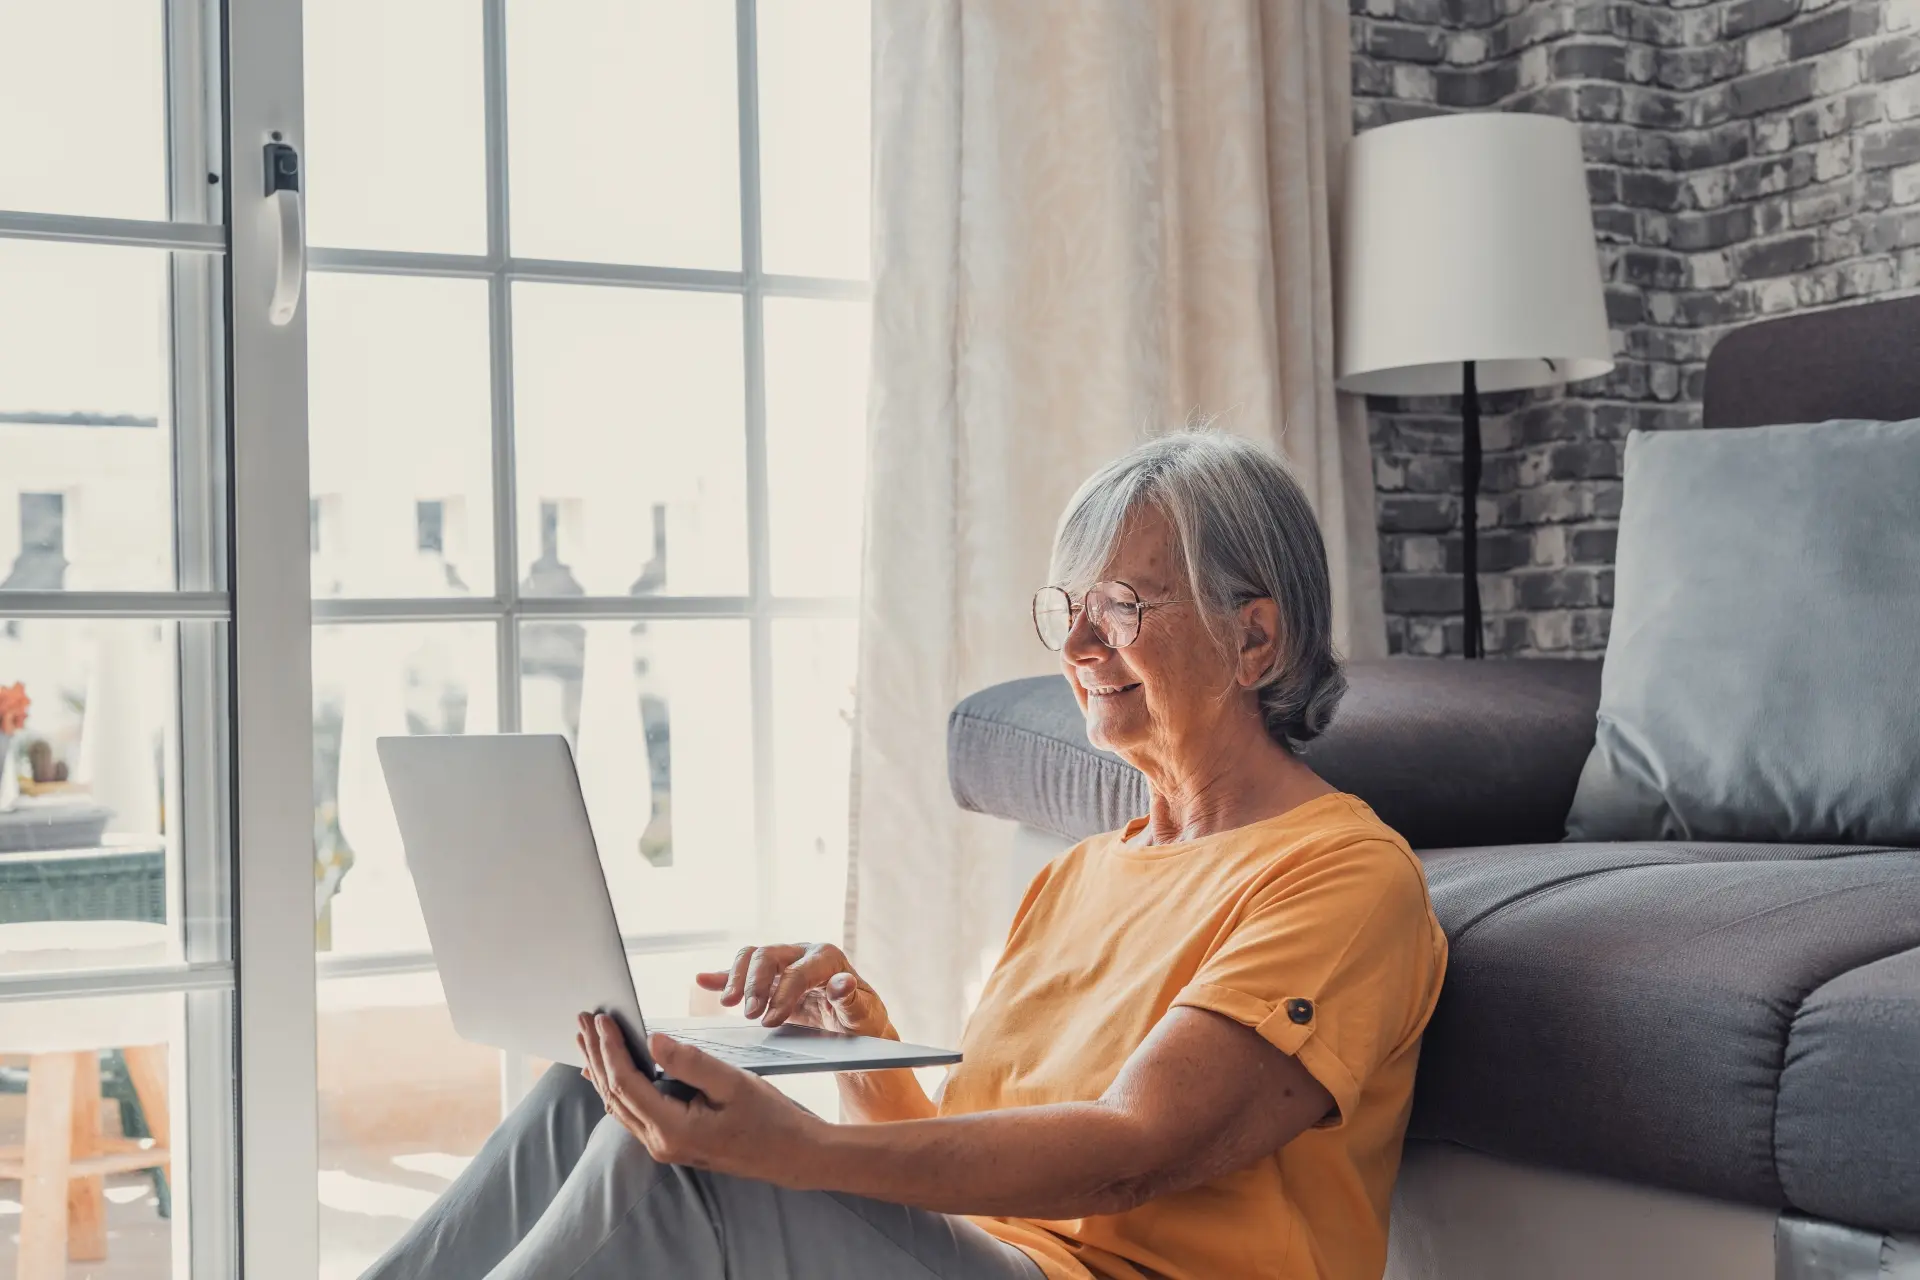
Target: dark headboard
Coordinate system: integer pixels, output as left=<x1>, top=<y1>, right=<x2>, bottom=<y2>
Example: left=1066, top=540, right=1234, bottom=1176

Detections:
left=1703, top=294, right=1920, bottom=428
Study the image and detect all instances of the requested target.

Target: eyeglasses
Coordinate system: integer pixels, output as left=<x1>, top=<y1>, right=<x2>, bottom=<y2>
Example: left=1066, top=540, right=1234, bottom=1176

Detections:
left=1031, top=580, right=1186, bottom=652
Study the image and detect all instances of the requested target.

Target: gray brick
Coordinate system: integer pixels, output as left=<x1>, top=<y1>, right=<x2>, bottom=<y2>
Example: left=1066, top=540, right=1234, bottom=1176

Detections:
left=1377, top=494, right=1460, bottom=534
left=1365, top=21, right=1451, bottom=65
left=1658, top=44, right=1746, bottom=90
left=1864, top=121, right=1920, bottom=167
left=1383, top=574, right=1462, bottom=615
left=1863, top=206, right=1920, bottom=248
left=1569, top=527, right=1620, bottom=563
left=1670, top=124, right=1753, bottom=170
left=1866, top=33, right=1920, bottom=79
left=1623, top=86, right=1694, bottom=129
left=1727, top=150, right=1818, bottom=198
left=1617, top=248, right=1691, bottom=287
left=1671, top=204, right=1756, bottom=247
left=1548, top=441, right=1624, bottom=480
left=1435, top=61, right=1520, bottom=106
left=1477, top=530, right=1534, bottom=573
left=1786, top=3, right=1878, bottom=60
left=1726, top=0, right=1803, bottom=38
left=1734, top=230, right=1824, bottom=275
left=1727, top=62, right=1819, bottom=114
left=1553, top=40, right=1632, bottom=81
left=1569, top=610, right=1614, bottom=650
left=1790, top=179, right=1862, bottom=224
left=1619, top=169, right=1685, bottom=209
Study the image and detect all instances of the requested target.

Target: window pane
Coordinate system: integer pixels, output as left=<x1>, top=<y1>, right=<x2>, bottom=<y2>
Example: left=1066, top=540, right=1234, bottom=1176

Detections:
left=757, top=0, right=870, bottom=280
left=307, top=275, right=495, bottom=599
left=765, top=297, right=868, bottom=597
left=0, top=241, right=174, bottom=593
left=304, top=0, right=487, bottom=254
left=317, top=971, right=498, bottom=1278
left=0, top=1, right=166, bottom=221
left=506, top=0, right=740, bottom=269
left=313, top=624, right=497, bottom=956
left=513, top=285, right=747, bottom=597
left=519, top=620, right=752, bottom=937
left=0, top=991, right=214, bottom=1277
left=0, top=620, right=194, bottom=967
left=769, top=619, right=856, bottom=943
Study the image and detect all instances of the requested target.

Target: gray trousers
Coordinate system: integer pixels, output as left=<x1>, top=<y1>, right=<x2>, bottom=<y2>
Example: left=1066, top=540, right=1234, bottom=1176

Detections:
left=361, top=1064, right=1046, bottom=1279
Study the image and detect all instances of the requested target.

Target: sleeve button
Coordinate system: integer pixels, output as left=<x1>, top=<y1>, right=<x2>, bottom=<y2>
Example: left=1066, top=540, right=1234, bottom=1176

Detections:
left=1285, top=998, right=1314, bottom=1025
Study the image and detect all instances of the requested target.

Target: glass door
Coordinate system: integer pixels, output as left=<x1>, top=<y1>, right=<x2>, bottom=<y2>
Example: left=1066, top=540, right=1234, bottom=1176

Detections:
left=2, top=0, right=321, bottom=1274
left=0, top=0, right=242, bottom=1274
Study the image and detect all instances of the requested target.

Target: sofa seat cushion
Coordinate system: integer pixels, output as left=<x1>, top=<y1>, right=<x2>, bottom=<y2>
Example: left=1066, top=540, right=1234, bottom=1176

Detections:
left=1414, top=840, right=1920, bottom=1234
left=949, top=658, right=1602, bottom=849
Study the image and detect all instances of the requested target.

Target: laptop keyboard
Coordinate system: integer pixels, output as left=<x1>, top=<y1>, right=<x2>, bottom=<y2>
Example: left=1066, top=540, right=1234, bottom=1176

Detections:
left=669, top=1035, right=819, bottom=1067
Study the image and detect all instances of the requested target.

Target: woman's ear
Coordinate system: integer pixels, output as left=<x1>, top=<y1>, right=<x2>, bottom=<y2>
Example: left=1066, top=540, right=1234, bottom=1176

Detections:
left=1236, top=597, right=1283, bottom=687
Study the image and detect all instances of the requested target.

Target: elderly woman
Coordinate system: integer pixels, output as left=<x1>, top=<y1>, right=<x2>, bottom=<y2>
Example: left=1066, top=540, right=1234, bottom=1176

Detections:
left=367, top=432, right=1446, bottom=1280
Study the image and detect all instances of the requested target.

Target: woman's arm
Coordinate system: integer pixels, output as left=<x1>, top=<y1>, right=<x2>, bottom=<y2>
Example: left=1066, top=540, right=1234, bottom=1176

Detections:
left=580, top=1003, right=1331, bottom=1221
left=801, top=1006, right=1331, bottom=1218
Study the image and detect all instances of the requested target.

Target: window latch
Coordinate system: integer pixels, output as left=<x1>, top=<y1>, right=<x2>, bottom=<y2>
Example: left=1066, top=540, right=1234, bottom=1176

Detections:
left=264, top=139, right=304, bottom=326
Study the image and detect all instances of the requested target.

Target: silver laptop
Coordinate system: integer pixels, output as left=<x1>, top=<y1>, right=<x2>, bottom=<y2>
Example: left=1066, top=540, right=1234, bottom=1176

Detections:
left=376, top=734, right=959, bottom=1094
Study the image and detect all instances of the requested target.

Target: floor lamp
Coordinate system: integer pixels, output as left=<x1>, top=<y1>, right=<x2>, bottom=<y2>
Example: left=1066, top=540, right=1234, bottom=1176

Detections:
left=1335, top=112, right=1614, bottom=658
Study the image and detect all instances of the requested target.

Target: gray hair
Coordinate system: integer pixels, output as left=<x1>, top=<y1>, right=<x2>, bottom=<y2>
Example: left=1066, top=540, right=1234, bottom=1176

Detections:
left=1049, top=431, right=1345, bottom=753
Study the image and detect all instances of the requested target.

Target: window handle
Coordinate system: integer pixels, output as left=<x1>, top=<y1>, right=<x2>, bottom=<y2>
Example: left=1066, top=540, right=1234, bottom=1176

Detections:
left=264, top=140, right=304, bottom=326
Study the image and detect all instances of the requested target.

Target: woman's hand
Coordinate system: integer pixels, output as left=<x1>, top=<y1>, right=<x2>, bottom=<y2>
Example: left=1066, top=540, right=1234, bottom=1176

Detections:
left=695, top=943, right=895, bottom=1039
left=575, top=1013, right=822, bottom=1183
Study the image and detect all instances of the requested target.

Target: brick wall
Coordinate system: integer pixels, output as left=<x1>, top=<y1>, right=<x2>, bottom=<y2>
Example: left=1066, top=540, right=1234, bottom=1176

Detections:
left=1351, top=0, right=1920, bottom=656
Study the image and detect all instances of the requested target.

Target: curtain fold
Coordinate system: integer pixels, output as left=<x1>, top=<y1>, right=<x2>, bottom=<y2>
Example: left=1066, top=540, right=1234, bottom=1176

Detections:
left=853, top=0, right=1383, bottom=1045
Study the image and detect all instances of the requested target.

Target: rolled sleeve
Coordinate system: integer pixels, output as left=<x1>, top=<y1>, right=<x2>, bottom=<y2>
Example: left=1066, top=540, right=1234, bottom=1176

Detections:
left=1169, top=840, right=1443, bottom=1131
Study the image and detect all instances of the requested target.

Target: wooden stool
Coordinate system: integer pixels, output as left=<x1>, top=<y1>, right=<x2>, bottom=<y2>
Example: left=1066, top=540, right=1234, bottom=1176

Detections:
left=0, top=922, right=173, bottom=1280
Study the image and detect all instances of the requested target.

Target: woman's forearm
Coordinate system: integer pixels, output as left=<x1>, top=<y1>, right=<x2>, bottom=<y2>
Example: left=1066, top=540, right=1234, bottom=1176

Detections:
left=834, top=1068, right=937, bottom=1124
left=792, top=1104, right=1159, bottom=1221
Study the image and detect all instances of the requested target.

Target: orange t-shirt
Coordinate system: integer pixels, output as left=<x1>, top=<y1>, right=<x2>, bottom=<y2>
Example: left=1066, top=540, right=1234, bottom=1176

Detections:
left=940, top=793, right=1447, bottom=1280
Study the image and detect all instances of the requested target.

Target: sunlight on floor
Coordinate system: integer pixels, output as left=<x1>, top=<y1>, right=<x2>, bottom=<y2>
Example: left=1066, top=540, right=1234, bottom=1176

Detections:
left=318, top=1168, right=442, bottom=1221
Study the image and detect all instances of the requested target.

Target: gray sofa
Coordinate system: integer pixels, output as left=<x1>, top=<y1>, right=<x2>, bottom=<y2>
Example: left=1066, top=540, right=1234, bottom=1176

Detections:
left=945, top=298, right=1920, bottom=1278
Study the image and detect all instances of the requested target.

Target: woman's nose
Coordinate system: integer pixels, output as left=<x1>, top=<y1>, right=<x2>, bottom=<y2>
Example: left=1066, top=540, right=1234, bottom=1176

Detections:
left=1061, top=605, right=1109, bottom=660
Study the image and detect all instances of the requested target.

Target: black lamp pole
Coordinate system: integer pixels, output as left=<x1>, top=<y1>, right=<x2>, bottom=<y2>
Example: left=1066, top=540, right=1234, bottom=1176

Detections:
left=1461, top=360, right=1482, bottom=659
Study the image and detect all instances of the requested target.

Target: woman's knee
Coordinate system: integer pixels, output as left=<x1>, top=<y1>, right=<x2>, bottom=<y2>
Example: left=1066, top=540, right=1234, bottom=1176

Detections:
left=531, top=1060, right=602, bottom=1113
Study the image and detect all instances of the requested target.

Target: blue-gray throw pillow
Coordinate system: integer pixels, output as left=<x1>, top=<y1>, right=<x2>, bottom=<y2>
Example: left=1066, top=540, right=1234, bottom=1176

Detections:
left=1566, top=418, right=1920, bottom=844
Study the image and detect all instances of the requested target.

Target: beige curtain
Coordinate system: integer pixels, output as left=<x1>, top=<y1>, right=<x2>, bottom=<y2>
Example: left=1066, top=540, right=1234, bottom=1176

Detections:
left=852, top=0, right=1384, bottom=1045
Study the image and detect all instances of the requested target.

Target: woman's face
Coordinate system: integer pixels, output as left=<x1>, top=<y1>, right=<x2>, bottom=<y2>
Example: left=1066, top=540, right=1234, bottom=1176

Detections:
left=1059, top=507, right=1262, bottom=764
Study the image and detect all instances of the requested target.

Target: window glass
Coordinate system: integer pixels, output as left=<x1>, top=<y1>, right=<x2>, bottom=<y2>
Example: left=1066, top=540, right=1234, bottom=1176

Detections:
left=507, top=0, right=740, bottom=269
left=513, top=285, right=747, bottom=597
left=304, top=0, right=488, bottom=254
left=0, top=241, right=175, bottom=593
left=758, top=0, right=871, bottom=279
left=519, top=620, right=753, bottom=937
left=307, top=274, right=495, bottom=600
left=0, top=0, right=167, bottom=220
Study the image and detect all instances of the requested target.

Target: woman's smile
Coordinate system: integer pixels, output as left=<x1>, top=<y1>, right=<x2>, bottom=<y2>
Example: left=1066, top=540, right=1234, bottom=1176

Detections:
left=1083, top=681, right=1142, bottom=697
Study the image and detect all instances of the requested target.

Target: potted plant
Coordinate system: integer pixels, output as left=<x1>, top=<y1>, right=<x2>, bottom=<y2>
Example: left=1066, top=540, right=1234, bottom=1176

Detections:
left=0, top=681, right=27, bottom=810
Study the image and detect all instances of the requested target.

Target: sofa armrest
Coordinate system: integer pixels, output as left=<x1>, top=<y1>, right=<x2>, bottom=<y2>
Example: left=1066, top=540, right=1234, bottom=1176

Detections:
left=949, top=658, right=1602, bottom=848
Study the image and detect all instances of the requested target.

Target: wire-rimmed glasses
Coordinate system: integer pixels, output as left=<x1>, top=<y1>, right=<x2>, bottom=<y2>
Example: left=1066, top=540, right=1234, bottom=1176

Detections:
left=1031, top=580, right=1185, bottom=651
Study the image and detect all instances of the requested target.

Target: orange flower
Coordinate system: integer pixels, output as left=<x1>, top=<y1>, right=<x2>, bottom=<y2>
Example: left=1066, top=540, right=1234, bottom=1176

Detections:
left=0, top=683, right=28, bottom=736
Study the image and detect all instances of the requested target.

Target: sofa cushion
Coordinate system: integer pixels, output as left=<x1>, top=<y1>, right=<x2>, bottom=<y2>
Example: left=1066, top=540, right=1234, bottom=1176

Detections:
left=1412, top=840, right=1920, bottom=1233
left=1774, top=945, right=1920, bottom=1230
left=950, top=658, right=1601, bottom=849
left=1567, top=419, right=1920, bottom=845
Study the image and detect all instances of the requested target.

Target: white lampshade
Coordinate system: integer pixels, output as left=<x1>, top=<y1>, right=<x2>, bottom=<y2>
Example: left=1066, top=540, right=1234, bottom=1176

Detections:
left=1336, top=112, right=1614, bottom=397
